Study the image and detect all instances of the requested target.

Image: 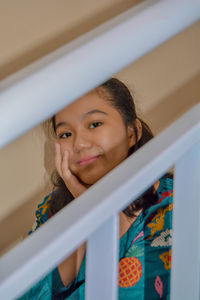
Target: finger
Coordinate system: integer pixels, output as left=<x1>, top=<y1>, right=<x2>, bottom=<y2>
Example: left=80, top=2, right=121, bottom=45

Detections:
left=61, top=151, right=85, bottom=195
left=61, top=150, right=72, bottom=180
left=58, top=149, right=88, bottom=198
left=55, top=142, right=62, bottom=176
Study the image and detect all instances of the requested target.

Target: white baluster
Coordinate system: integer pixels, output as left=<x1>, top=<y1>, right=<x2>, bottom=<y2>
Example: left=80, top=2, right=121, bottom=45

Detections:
left=86, top=215, right=119, bottom=300
left=171, top=142, right=200, bottom=299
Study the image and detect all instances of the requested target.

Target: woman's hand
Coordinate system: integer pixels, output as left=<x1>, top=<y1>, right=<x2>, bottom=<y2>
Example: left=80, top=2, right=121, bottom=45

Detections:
left=55, top=142, right=88, bottom=198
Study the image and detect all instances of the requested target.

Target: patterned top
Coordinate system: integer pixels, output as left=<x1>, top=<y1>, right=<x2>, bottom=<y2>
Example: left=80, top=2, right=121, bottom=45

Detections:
left=19, top=176, right=173, bottom=300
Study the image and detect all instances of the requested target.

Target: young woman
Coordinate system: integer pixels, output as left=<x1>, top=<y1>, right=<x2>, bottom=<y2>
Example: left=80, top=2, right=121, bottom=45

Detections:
left=20, top=78, right=173, bottom=299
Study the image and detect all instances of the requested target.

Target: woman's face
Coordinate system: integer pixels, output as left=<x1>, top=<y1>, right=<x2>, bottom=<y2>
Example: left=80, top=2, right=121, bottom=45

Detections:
left=54, top=91, right=136, bottom=185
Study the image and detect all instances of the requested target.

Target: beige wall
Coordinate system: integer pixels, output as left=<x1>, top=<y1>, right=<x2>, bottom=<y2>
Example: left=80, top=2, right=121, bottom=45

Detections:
left=0, top=0, right=199, bottom=254
left=0, top=0, right=141, bottom=79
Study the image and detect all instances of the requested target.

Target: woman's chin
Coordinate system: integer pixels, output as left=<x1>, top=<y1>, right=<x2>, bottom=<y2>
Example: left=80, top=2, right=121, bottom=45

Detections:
left=77, top=166, right=114, bottom=186
left=78, top=173, right=102, bottom=186
left=79, top=177, right=98, bottom=186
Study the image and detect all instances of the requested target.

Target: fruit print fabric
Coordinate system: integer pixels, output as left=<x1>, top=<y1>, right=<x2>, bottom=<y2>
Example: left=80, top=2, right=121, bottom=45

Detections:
left=118, top=237, right=144, bottom=288
left=154, top=275, right=163, bottom=298
left=18, top=176, right=173, bottom=300
left=146, top=203, right=173, bottom=240
left=151, top=229, right=172, bottom=247
left=28, top=194, right=52, bottom=235
left=159, top=249, right=172, bottom=270
left=118, top=177, right=173, bottom=299
left=119, top=257, right=142, bottom=287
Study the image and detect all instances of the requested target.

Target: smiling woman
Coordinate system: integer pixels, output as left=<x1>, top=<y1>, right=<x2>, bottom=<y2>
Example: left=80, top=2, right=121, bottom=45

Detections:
left=19, top=78, right=173, bottom=300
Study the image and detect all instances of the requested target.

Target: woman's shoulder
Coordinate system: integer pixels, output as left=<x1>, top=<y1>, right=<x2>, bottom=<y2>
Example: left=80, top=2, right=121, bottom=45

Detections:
left=36, top=193, right=53, bottom=222
left=29, top=192, right=54, bottom=234
left=156, top=174, right=173, bottom=200
left=120, top=175, right=173, bottom=247
left=118, top=175, right=173, bottom=297
left=123, top=175, right=174, bottom=251
left=143, top=175, right=173, bottom=226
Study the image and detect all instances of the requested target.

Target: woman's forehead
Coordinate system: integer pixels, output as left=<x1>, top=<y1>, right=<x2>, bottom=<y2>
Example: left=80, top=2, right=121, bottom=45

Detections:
left=55, top=91, right=114, bottom=121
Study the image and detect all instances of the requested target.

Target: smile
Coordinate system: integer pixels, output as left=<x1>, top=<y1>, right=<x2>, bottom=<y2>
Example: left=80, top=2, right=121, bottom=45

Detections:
left=78, top=155, right=100, bottom=166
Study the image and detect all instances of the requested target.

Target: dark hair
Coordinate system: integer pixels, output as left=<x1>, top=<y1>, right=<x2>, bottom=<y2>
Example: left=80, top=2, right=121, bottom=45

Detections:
left=48, top=78, right=157, bottom=218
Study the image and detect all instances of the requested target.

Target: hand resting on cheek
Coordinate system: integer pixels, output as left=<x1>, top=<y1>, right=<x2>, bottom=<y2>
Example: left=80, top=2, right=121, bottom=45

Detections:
left=55, top=142, right=89, bottom=198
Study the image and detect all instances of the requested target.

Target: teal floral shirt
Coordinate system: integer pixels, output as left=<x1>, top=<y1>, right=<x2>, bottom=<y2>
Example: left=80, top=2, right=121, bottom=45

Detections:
left=19, top=176, right=173, bottom=299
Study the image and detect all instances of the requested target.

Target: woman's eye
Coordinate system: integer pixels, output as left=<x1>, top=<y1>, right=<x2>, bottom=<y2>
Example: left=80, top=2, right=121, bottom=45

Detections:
left=58, top=132, right=72, bottom=139
left=89, top=122, right=102, bottom=129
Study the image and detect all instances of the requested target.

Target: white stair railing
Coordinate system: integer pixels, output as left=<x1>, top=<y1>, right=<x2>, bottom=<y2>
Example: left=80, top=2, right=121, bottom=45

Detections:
left=0, top=0, right=199, bottom=147
left=172, top=140, right=200, bottom=299
left=0, top=0, right=199, bottom=299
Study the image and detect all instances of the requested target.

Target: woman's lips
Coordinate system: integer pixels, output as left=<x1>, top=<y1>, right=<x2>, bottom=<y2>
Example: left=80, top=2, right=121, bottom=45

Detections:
left=78, top=155, right=99, bottom=166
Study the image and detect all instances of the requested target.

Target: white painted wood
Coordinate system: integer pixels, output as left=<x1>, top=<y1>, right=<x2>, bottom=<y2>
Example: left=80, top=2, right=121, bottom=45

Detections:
left=0, top=0, right=199, bottom=148
left=171, top=143, right=200, bottom=300
left=86, top=215, right=119, bottom=300
left=0, top=103, right=199, bottom=299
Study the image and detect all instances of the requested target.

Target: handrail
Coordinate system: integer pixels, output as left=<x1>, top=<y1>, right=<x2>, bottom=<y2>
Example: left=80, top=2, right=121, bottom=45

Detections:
left=0, top=0, right=199, bottom=148
left=0, top=102, right=200, bottom=299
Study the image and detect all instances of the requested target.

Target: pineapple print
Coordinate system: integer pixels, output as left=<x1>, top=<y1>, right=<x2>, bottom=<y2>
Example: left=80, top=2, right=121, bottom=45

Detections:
left=118, top=243, right=143, bottom=288
left=118, top=257, right=142, bottom=287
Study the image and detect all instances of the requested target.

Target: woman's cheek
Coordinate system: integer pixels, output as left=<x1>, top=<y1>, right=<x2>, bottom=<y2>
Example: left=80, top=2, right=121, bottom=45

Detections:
left=59, top=142, right=69, bottom=154
left=99, top=134, right=113, bottom=151
left=101, top=135, right=121, bottom=154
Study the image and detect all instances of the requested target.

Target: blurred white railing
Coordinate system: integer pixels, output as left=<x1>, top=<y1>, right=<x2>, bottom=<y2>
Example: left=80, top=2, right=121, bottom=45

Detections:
left=0, top=0, right=199, bottom=148
left=0, top=0, right=199, bottom=299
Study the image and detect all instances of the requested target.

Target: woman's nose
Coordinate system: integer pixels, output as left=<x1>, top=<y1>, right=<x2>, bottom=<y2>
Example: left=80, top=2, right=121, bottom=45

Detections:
left=73, top=132, right=92, bottom=152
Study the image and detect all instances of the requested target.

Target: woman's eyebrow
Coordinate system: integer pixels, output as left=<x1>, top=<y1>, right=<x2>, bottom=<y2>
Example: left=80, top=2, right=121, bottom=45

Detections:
left=55, top=121, right=69, bottom=131
left=82, top=109, right=108, bottom=119
left=55, top=110, right=108, bottom=130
